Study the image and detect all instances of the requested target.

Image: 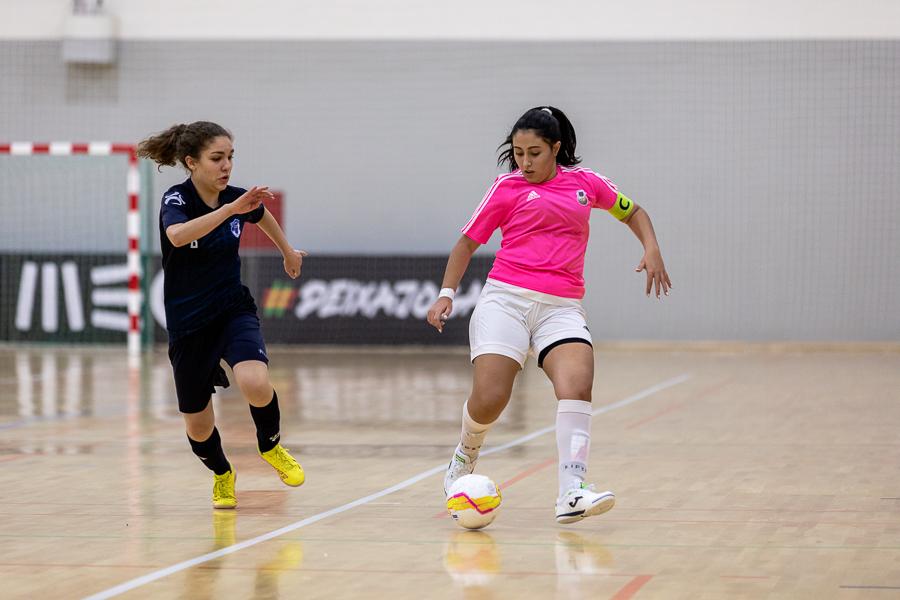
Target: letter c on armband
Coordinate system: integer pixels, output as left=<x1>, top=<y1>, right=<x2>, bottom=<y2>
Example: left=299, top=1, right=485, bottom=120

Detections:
left=609, top=193, right=636, bottom=221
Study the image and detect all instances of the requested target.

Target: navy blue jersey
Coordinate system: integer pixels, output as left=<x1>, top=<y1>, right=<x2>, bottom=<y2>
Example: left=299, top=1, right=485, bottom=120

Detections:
left=159, top=178, right=265, bottom=338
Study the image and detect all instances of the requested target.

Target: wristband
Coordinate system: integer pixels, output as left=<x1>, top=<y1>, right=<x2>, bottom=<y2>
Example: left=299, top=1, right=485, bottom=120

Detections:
left=438, top=287, right=456, bottom=300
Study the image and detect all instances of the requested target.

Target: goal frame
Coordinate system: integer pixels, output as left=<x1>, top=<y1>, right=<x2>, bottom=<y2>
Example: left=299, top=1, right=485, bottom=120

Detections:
left=0, top=141, right=142, bottom=355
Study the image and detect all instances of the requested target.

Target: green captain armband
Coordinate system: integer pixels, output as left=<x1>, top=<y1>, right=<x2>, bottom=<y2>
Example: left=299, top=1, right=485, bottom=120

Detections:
left=608, top=192, right=636, bottom=221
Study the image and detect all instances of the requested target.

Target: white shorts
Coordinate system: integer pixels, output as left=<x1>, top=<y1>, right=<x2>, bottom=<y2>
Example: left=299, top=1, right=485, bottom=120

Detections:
left=469, top=279, right=593, bottom=369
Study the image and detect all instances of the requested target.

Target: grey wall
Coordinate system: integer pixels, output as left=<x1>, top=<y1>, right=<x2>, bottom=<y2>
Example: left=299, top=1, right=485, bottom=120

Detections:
left=1, top=41, right=898, bottom=341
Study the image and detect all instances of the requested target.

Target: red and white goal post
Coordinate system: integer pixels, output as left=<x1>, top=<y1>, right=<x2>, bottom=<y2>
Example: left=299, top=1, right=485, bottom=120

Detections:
left=0, top=142, right=142, bottom=355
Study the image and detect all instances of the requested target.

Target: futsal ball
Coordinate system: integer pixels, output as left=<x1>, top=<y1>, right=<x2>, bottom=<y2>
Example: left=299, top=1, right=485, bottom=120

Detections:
left=446, top=474, right=502, bottom=530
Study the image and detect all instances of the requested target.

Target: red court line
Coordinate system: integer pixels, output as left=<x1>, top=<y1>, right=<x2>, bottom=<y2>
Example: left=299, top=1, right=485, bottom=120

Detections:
left=0, top=561, right=633, bottom=578
left=624, top=377, right=734, bottom=430
left=498, top=457, right=557, bottom=489
left=436, top=377, right=710, bottom=520
left=433, top=457, right=557, bottom=519
left=1, top=563, right=167, bottom=570
left=610, top=574, right=653, bottom=599
left=0, top=497, right=885, bottom=514
left=625, top=402, right=687, bottom=430
left=614, top=507, right=874, bottom=514
left=577, top=517, right=900, bottom=526
left=436, top=380, right=735, bottom=519
left=8, top=513, right=900, bottom=528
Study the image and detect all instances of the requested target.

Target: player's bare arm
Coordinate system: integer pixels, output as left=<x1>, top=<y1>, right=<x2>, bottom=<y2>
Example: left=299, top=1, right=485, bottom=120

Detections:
left=427, top=235, right=481, bottom=332
left=255, top=207, right=308, bottom=279
left=165, top=186, right=274, bottom=248
left=624, top=204, right=672, bottom=298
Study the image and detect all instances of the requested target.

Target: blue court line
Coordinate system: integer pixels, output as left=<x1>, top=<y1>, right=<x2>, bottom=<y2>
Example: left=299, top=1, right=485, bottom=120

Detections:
left=840, top=585, right=900, bottom=590
left=0, top=406, right=133, bottom=431
left=0, top=414, right=83, bottom=431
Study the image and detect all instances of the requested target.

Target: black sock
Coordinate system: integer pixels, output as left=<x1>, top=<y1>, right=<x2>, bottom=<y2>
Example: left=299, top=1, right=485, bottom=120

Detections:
left=187, top=427, right=231, bottom=475
left=250, top=390, right=281, bottom=453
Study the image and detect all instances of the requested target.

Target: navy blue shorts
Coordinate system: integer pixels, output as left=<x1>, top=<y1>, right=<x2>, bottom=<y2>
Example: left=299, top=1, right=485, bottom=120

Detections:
left=168, top=310, right=269, bottom=414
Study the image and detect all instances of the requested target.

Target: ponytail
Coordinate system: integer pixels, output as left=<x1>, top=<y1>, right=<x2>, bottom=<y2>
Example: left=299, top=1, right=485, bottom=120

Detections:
left=137, top=121, right=231, bottom=171
left=497, top=106, right=581, bottom=172
left=137, top=123, right=186, bottom=168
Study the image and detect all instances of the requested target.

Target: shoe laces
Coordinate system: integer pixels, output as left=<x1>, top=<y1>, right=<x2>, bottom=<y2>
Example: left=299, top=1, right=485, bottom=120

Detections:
left=449, top=453, right=474, bottom=475
left=214, top=473, right=233, bottom=498
left=560, top=483, right=595, bottom=502
left=271, top=446, right=296, bottom=470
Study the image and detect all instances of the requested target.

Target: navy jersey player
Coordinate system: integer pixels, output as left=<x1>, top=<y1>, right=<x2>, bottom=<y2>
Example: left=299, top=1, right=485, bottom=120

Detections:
left=138, top=121, right=305, bottom=508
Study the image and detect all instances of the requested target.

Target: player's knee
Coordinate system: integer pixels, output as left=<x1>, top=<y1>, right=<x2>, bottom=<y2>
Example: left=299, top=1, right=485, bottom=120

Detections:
left=184, top=413, right=214, bottom=440
left=556, top=381, right=592, bottom=402
left=236, top=372, right=271, bottom=403
left=471, top=385, right=511, bottom=411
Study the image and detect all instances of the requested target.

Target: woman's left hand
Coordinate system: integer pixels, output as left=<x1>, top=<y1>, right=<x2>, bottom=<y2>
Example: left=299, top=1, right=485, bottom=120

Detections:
left=283, top=248, right=308, bottom=279
left=636, top=246, right=672, bottom=299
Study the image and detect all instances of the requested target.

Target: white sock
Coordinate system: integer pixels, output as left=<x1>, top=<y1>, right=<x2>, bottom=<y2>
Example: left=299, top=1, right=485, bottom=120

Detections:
left=458, top=401, right=493, bottom=460
left=557, top=399, right=592, bottom=496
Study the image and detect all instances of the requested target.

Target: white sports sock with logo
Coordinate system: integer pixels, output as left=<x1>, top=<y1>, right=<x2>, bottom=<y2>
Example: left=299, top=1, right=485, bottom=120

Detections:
left=557, top=399, right=593, bottom=496
left=458, top=401, right=493, bottom=460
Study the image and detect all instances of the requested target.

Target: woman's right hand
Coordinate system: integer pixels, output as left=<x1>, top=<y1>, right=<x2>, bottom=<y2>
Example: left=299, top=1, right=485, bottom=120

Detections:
left=231, top=186, right=274, bottom=215
left=426, top=297, right=453, bottom=333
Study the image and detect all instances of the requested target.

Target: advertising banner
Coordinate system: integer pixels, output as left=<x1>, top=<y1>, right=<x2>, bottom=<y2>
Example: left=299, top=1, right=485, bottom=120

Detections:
left=3, top=253, right=493, bottom=346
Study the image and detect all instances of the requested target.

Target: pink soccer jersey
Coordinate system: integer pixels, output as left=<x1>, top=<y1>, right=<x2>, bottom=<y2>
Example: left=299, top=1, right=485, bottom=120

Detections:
left=461, top=165, right=621, bottom=299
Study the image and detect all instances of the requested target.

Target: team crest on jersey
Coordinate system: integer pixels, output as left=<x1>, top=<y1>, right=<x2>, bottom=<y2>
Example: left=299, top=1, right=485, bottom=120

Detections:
left=163, top=191, right=185, bottom=206
left=576, top=190, right=588, bottom=206
left=230, top=218, right=241, bottom=238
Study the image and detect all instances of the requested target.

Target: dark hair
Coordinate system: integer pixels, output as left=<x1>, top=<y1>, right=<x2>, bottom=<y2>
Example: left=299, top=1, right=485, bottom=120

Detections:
left=137, top=121, right=231, bottom=171
left=497, top=106, right=580, bottom=172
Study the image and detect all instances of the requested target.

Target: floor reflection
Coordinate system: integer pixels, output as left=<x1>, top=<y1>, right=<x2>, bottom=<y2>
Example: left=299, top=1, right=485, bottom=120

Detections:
left=443, top=530, right=501, bottom=598
left=284, top=353, right=528, bottom=427
left=287, top=354, right=473, bottom=425
left=0, top=347, right=529, bottom=428
left=3, top=351, right=93, bottom=420
left=179, top=510, right=304, bottom=600
left=252, top=540, right=304, bottom=600
left=554, top=531, right=614, bottom=593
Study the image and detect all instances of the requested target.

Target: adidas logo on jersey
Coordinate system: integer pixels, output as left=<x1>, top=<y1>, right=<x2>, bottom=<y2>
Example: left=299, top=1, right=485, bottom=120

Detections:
left=526, top=190, right=541, bottom=202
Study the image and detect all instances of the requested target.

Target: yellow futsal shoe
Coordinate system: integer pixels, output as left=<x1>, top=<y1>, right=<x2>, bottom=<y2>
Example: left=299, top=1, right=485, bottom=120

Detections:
left=259, top=444, right=305, bottom=487
left=212, top=469, right=237, bottom=509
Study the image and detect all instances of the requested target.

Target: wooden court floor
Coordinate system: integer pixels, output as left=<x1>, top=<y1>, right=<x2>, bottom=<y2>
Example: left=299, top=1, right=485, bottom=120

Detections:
left=1, top=344, right=899, bottom=599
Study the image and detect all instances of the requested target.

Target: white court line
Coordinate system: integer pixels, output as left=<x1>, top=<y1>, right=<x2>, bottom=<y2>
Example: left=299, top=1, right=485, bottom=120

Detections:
left=482, top=373, right=692, bottom=457
left=83, top=373, right=691, bottom=600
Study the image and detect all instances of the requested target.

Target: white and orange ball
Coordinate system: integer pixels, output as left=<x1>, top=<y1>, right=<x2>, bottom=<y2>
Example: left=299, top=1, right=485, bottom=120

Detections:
left=446, top=474, right=502, bottom=530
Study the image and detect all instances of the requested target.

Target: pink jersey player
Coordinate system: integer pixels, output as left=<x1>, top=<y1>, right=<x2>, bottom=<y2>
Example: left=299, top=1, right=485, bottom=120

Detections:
left=427, top=106, right=672, bottom=525
left=462, top=165, right=626, bottom=298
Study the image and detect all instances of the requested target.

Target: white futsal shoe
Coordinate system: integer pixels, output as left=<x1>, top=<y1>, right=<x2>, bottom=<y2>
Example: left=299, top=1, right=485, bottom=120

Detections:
left=443, top=446, right=476, bottom=496
left=555, top=483, right=616, bottom=524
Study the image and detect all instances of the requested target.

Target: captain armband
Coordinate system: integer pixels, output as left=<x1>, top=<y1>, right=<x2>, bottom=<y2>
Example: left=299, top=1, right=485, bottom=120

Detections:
left=608, top=192, right=636, bottom=221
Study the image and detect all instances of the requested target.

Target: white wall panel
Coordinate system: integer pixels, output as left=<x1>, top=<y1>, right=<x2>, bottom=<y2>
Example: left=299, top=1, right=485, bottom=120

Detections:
left=2, top=0, right=899, bottom=40
left=1, top=40, right=897, bottom=340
